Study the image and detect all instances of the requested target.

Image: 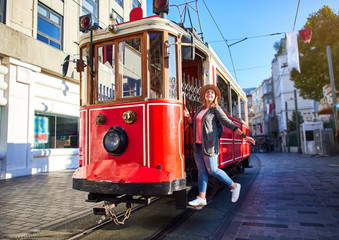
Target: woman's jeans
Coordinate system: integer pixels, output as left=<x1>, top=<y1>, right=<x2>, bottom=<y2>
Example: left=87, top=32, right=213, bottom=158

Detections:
left=194, top=144, right=233, bottom=193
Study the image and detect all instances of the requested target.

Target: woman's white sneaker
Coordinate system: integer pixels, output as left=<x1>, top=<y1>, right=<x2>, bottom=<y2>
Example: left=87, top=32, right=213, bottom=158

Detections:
left=188, top=196, right=207, bottom=206
left=230, top=183, right=241, bottom=203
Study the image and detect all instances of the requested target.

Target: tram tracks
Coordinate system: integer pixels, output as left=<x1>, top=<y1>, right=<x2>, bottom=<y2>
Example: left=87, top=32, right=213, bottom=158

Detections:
left=68, top=197, right=161, bottom=240
left=67, top=157, right=260, bottom=240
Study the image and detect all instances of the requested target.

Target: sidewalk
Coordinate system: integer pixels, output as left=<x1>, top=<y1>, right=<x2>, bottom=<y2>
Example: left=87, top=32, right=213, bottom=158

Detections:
left=1, top=153, right=338, bottom=240
left=224, top=153, right=339, bottom=240
left=0, top=169, right=96, bottom=239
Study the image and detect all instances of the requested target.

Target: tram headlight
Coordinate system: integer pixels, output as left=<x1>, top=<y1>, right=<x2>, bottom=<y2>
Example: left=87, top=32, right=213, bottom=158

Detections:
left=103, top=127, right=128, bottom=156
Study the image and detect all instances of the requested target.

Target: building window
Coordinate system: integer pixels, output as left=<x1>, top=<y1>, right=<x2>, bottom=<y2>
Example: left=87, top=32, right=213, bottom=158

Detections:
left=34, top=113, right=79, bottom=149
left=37, top=3, right=63, bottom=50
left=82, top=0, right=98, bottom=24
left=112, top=9, right=123, bottom=24
left=0, top=0, right=6, bottom=23
left=133, top=0, right=141, bottom=8
left=115, top=0, right=123, bottom=8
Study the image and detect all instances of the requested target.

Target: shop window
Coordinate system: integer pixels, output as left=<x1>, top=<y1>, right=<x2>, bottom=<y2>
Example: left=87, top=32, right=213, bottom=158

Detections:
left=0, top=0, right=6, bottom=23
left=37, top=3, right=62, bottom=50
left=231, top=88, right=239, bottom=118
left=97, top=44, right=116, bottom=101
left=119, top=38, right=142, bottom=97
left=168, top=35, right=178, bottom=100
left=216, top=75, right=230, bottom=112
left=82, top=0, right=98, bottom=24
left=132, top=0, right=141, bottom=8
left=149, top=32, right=163, bottom=98
left=34, top=113, right=79, bottom=149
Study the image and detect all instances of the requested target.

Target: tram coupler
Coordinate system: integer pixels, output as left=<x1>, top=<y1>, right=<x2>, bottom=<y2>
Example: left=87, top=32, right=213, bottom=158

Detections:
left=93, top=202, right=117, bottom=215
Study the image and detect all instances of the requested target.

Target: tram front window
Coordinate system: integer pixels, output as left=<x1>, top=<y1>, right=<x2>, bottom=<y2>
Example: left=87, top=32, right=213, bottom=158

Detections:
left=97, top=44, right=115, bottom=101
left=118, top=38, right=142, bottom=97
left=149, top=32, right=163, bottom=98
left=168, top=35, right=178, bottom=100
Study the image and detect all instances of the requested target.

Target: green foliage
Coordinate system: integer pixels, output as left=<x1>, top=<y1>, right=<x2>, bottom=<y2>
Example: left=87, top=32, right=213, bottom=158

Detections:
left=290, top=6, right=339, bottom=101
left=274, top=41, right=283, bottom=55
left=288, top=111, right=304, bottom=132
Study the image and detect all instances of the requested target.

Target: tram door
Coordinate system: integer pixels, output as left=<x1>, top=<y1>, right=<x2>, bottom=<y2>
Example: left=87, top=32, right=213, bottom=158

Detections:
left=182, top=55, right=203, bottom=180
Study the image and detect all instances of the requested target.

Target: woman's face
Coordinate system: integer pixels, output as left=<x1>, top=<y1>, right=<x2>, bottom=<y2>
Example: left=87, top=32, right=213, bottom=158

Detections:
left=205, top=89, right=216, bottom=103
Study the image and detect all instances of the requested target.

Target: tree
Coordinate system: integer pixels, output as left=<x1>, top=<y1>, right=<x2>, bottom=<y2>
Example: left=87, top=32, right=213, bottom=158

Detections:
left=288, top=111, right=304, bottom=132
left=290, top=6, right=339, bottom=101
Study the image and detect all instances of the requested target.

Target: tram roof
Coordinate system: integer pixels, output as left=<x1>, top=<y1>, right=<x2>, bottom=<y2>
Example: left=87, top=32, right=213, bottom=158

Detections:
left=79, top=16, right=247, bottom=101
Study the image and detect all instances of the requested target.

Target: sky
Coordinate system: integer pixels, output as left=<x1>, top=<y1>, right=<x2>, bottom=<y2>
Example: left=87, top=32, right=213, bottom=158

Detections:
left=146, top=0, right=339, bottom=89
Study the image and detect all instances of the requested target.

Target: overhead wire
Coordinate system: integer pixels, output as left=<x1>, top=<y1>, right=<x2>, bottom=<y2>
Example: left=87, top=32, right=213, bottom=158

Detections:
left=209, top=32, right=284, bottom=44
left=293, top=0, right=301, bottom=31
left=201, top=0, right=238, bottom=83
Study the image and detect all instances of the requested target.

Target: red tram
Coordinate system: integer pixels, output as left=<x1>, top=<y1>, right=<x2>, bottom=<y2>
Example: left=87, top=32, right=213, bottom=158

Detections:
left=73, top=1, right=251, bottom=211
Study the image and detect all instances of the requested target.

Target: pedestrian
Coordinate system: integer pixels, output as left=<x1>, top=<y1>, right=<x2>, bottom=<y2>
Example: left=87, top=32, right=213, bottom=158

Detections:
left=184, top=84, right=255, bottom=207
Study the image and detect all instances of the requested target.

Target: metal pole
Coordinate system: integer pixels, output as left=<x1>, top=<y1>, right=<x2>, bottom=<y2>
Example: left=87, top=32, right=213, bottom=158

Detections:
left=326, top=45, right=337, bottom=143
left=326, top=45, right=336, bottom=105
left=294, top=89, right=302, bottom=154
left=285, top=101, right=290, bottom=153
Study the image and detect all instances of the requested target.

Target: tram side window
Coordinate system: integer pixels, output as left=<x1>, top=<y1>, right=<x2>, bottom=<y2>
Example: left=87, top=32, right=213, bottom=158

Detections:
left=97, top=44, right=115, bottom=101
left=149, top=32, right=163, bottom=98
left=119, top=38, right=142, bottom=97
left=168, top=35, right=178, bottom=100
left=216, top=75, right=230, bottom=112
left=231, top=88, right=239, bottom=118
left=240, top=98, right=246, bottom=122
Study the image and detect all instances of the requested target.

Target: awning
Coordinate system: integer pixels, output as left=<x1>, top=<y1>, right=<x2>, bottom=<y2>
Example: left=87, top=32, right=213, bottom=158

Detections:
left=317, top=107, right=332, bottom=115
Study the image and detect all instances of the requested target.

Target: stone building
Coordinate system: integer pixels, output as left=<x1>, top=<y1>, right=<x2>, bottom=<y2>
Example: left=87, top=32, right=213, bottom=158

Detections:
left=0, top=0, right=146, bottom=179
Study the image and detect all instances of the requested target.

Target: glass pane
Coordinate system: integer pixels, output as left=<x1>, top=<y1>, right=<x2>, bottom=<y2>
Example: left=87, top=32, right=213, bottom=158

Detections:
left=133, top=0, right=141, bottom=8
left=56, top=116, right=79, bottom=148
left=115, top=0, right=123, bottom=7
left=217, top=75, right=229, bottom=112
left=37, top=34, right=48, bottom=44
left=50, top=12, right=60, bottom=25
left=231, top=88, right=239, bottom=118
left=168, top=35, right=178, bottom=100
left=83, top=0, right=95, bottom=13
left=240, top=98, right=246, bottom=121
left=50, top=40, right=60, bottom=49
left=38, top=4, right=48, bottom=18
left=81, top=47, right=88, bottom=105
left=149, top=33, right=163, bottom=98
left=33, top=114, right=55, bottom=149
left=97, top=44, right=115, bottom=101
left=119, top=38, right=142, bottom=97
left=38, top=17, right=60, bottom=41
left=82, top=9, right=89, bottom=15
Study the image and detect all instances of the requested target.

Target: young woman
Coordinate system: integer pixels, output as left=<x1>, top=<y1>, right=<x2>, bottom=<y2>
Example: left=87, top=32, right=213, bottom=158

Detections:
left=184, top=84, right=255, bottom=206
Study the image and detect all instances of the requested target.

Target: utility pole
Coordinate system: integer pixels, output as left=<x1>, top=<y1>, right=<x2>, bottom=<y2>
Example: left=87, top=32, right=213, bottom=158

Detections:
left=326, top=45, right=337, bottom=142
left=294, top=89, right=302, bottom=154
left=327, top=45, right=336, bottom=106
left=285, top=101, right=290, bottom=153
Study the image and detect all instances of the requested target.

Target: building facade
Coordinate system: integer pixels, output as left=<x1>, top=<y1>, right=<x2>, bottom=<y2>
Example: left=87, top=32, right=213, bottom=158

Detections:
left=249, top=37, right=318, bottom=153
left=0, top=0, right=146, bottom=179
